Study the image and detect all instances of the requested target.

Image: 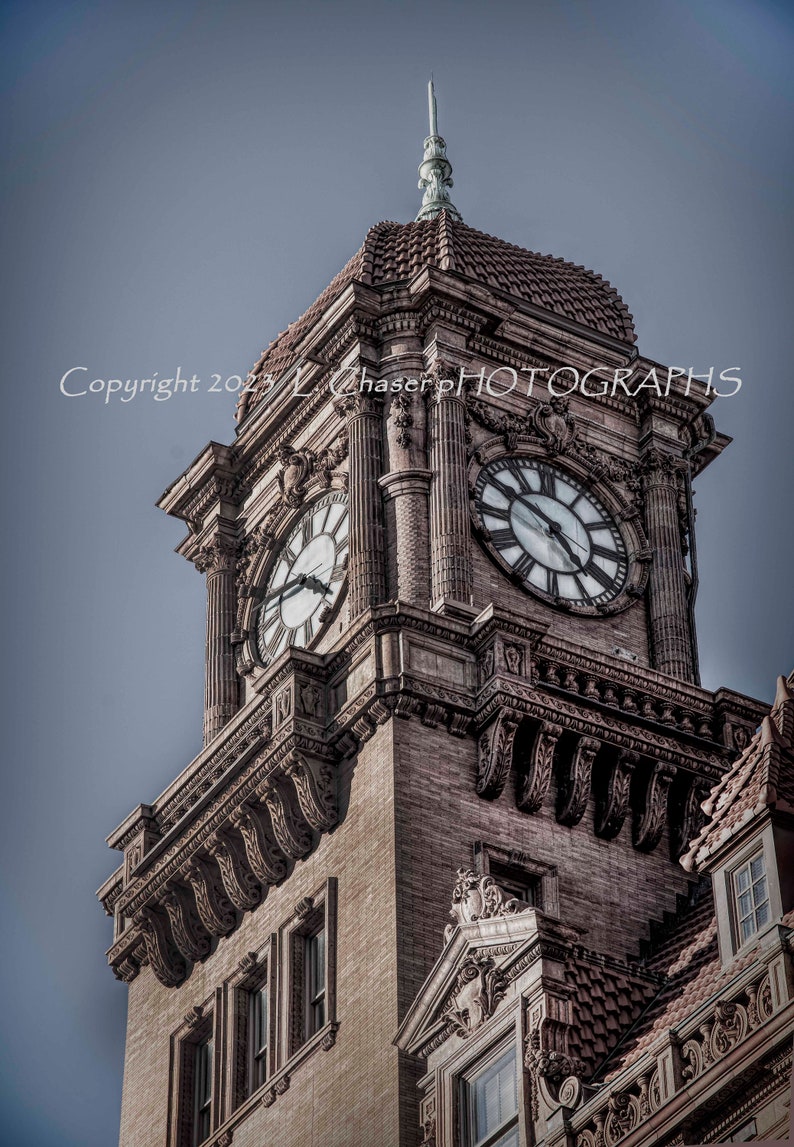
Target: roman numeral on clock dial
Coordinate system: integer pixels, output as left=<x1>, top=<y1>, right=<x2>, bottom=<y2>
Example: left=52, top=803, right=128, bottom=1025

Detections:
left=475, top=458, right=628, bottom=608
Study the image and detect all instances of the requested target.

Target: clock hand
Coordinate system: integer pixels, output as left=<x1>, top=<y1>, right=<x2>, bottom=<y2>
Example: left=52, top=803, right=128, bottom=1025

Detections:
left=521, top=499, right=588, bottom=558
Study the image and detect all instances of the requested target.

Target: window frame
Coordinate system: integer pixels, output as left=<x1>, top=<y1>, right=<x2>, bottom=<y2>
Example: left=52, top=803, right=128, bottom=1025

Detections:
left=283, top=879, right=337, bottom=1057
left=459, top=1038, right=520, bottom=1147
left=168, top=993, right=220, bottom=1147
left=474, top=841, right=559, bottom=917
left=731, top=849, right=772, bottom=947
left=192, top=1034, right=214, bottom=1147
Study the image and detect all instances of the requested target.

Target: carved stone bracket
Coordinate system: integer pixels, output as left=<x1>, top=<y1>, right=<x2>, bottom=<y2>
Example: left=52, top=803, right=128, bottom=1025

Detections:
left=184, top=855, right=236, bottom=937
left=517, top=721, right=562, bottom=813
left=206, top=830, right=262, bottom=912
left=594, top=749, right=639, bottom=839
left=282, top=751, right=337, bottom=831
left=557, top=736, right=601, bottom=827
left=633, top=761, right=677, bottom=851
left=136, top=906, right=186, bottom=987
left=161, top=883, right=211, bottom=963
left=476, top=707, right=521, bottom=799
left=670, top=774, right=712, bottom=859
left=231, top=803, right=288, bottom=884
left=258, top=779, right=313, bottom=859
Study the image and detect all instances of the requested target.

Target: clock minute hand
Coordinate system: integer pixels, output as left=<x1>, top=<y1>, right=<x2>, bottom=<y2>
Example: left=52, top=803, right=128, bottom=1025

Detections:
left=257, top=571, right=325, bottom=614
left=522, top=500, right=583, bottom=565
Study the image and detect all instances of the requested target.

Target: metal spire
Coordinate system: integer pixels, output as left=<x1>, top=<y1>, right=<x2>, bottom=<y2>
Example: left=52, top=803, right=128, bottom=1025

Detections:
left=415, top=79, right=462, bottom=223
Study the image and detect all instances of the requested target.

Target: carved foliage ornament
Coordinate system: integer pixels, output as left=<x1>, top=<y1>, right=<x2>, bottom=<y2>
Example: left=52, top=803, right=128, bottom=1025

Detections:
left=517, top=721, right=562, bottom=814
left=476, top=707, right=521, bottom=800
left=447, top=869, right=525, bottom=937
left=442, top=951, right=508, bottom=1038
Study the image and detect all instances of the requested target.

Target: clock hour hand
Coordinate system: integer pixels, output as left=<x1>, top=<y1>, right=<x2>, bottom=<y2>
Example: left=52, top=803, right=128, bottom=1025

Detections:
left=522, top=499, right=587, bottom=560
left=256, top=572, right=328, bottom=612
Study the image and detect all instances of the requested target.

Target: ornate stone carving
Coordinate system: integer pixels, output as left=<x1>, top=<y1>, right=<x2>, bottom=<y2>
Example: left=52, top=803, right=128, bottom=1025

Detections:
left=206, top=830, right=262, bottom=911
left=283, top=752, right=337, bottom=832
left=517, top=721, right=562, bottom=813
left=504, top=642, right=524, bottom=676
left=161, top=883, right=212, bottom=963
left=277, top=444, right=314, bottom=508
left=446, top=869, right=524, bottom=938
left=390, top=393, right=415, bottom=448
left=671, top=775, right=711, bottom=858
left=633, top=761, right=676, bottom=851
left=259, top=779, right=313, bottom=859
left=533, top=396, right=577, bottom=454
left=184, top=855, right=236, bottom=937
left=443, top=951, right=508, bottom=1037
left=230, top=803, right=288, bottom=884
left=320, top=1021, right=340, bottom=1050
left=194, top=536, right=239, bottom=576
left=476, top=707, right=521, bottom=799
left=136, top=906, right=186, bottom=987
left=557, top=736, right=600, bottom=826
left=594, top=749, right=639, bottom=839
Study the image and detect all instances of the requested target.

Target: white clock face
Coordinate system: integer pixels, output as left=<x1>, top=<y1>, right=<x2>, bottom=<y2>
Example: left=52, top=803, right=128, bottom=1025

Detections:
left=256, top=491, right=349, bottom=664
left=475, top=458, right=628, bottom=607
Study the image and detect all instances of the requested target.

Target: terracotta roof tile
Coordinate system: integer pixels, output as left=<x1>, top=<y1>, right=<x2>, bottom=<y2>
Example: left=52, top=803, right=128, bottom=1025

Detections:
left=682, top=674, right=794, bottom=871
left=237, top=213, right=636, bottom=420
left=566, top=955, right=660, bottom=1077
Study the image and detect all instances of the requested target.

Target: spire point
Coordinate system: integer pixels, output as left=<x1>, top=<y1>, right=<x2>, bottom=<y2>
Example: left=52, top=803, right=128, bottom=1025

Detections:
left=415, top=79, right=462, bottom=223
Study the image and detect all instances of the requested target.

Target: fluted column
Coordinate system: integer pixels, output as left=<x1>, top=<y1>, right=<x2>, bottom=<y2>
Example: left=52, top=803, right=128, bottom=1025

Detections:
left=641, top=449, right=694, bottom=682
left=338, top=392, right=386, bottom=618
left=195, top=535, right=239, bottom=745
left=426, top=373, right=472, bottom=606
left=379, top=389, right=431, bottom=605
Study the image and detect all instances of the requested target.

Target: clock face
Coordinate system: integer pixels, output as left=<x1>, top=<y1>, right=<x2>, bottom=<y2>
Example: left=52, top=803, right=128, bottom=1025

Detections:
left=256, top=491, right=349, bottom=664
left=475, top=458, right=628, bottom=607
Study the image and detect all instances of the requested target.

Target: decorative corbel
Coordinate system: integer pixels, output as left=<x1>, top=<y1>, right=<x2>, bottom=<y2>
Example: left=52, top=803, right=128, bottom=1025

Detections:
left=594, top=749, right=639, bottom=839
left=282, top=751, right=337, bottom=832
left=517, top=721, right=562, bottom=813
left=557, top=736, right=600, bottom=827
left=184, top=855, right=236, bottom=937
left=136, top=905, right=187, bottom=987
left=633, top=761, right=677, bottom=851
left=205, top=829, right=262, bottom=911
left=160, top=883, right=212, bottom=963
left=258, top=779, right=313, bottom=859
left=476, top=707, right=521, bottom=800
left=230, top=803, right=288, bottom=884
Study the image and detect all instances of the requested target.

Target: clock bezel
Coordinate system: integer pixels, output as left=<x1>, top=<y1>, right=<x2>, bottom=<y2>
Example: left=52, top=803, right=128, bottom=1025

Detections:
left=246, top=489, right=350, bottom=671
left=469, top=443, right=649, bottom=617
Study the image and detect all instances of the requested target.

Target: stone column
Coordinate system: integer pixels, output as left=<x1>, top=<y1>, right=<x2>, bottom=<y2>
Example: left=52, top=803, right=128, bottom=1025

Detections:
left=338, top=392, right=386, bottom=618
left=641, top=449, right=694, bottom=682
left=426, top=371, right=472, bottom=607
left=379, top=389, right=431, bottom=605
left=196, top=535, right=239, bottom=745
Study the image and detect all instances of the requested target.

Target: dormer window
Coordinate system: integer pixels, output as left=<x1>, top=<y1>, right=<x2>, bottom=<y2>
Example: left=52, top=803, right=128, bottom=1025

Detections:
left=733, top=851, right=771, bottom=945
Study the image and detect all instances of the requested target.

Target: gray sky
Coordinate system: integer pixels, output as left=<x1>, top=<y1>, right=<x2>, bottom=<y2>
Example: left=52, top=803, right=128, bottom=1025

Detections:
left=2, top=1, right=792, bottom=1143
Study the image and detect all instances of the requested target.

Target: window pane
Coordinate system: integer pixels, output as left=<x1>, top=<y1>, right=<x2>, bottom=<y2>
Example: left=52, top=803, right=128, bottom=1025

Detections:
left=750, top=855, right=765, bottom=882
left=740, top=916, right=755, bottom=943
left=738, top=891, right=753, bottom=918
left=755, top=901, right=770, bottom=927
left=470, top=1047, right=517, bottom=1144
left=752, top=875, right=768, bottom=903
left=492, top=1128, right=520, bottom=1147
left=735, top=867, right=750, bottom=892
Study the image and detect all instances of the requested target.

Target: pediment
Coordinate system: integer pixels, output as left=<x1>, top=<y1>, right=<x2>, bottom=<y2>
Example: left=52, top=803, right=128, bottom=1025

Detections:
left=395, top=870, right=580, bottom=1059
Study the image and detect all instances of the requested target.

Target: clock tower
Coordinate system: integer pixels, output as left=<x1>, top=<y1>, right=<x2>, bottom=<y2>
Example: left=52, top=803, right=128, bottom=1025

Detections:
left=99, top=87, right=792, bottom=1147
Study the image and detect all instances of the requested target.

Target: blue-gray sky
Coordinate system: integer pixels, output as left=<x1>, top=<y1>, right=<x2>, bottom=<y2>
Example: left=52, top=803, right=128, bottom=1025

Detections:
left=2, top=2, right=792, bottom=1143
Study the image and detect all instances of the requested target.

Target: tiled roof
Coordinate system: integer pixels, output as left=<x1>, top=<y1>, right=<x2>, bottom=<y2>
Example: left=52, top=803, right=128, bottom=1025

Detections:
left=598, top=890, right=794, bottom=1082
left=237, top=213, right=636, bottom=420
left=682, top=674, right=794, bottom=872
left=567, top=955, right=660, bottom=1076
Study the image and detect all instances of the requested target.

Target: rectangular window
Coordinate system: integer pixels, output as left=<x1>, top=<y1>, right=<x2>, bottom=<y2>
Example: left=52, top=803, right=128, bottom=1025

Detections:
left=250, top=980, right=269, bottom=1092
left=192, top=1036, right=213, bottom=1146
left=733, top=852, right=771, bottom=945
left=462, top=1045, right=519, bottom=1147
left=305, top=927, right=326, bottom=1038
